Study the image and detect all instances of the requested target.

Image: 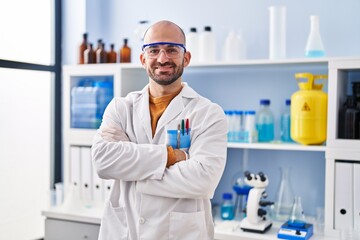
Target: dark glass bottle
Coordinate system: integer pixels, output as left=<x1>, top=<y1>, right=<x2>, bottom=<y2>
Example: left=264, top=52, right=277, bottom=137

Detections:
left=107, top=44, right=117, bottom=63
left=338, top=96, right=350, bottom=139
left=96, top=43, right=107, bottom=63
left=84, top=43, right=95, bottom=64
left=79, top=33, right=88, bottom=64
left=344, top=96, right=360, bottom=139
left=120, top=38, right=131, bottom=63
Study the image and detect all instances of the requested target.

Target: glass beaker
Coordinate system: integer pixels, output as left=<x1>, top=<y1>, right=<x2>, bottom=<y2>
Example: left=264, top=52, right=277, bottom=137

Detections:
left=288, top=196, right=306, bottom=227
left=274, top=167, right=294, bottom=222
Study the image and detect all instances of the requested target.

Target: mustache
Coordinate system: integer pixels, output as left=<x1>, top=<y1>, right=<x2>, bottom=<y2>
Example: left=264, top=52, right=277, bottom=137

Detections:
left=153, top=62, right=176, bottom=68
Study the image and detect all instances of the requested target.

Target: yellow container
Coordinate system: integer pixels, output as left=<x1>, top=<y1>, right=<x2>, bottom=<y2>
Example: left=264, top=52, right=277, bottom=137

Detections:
left=291, top=73, right=328, bottom=145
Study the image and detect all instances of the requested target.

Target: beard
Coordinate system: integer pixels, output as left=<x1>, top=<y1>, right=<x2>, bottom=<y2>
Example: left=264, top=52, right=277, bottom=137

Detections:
left=147, top=60, right=184, bottom=86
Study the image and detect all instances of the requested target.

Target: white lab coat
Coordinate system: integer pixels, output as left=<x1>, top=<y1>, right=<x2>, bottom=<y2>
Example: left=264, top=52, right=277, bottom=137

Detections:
left=92, top=83, right=228, bottom=240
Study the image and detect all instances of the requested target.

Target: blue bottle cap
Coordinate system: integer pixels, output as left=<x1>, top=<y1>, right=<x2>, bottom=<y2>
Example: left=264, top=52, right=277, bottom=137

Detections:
left=260, top=99, right=270, bottom=105
left=223, top=193, right=233, bottom=200
left=245, top=110, right=256, bottom=115
left=286, top=99, right=291, bottom=105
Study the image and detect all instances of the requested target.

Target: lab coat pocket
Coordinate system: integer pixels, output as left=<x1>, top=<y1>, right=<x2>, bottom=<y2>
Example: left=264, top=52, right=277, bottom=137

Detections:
left=166, top=128, right=191, bottom=152
left=98, top=201, right=129, bottom=240
left=169, top=211, right=206, bottom=240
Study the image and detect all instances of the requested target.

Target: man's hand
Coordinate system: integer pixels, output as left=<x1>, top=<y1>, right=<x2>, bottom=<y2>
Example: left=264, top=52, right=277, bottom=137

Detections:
left=100, top=122, right=130, bottom=142
left=174, top=149, right=188, bottom=162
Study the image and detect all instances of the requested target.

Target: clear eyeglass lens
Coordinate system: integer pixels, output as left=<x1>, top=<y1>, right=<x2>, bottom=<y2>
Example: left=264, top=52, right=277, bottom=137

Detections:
left=144, top=45, right=184, bottom=59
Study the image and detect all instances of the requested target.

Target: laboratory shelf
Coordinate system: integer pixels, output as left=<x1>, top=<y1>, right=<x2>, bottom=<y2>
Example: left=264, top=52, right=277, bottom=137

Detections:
left=227, top=142, right=326, bottom=152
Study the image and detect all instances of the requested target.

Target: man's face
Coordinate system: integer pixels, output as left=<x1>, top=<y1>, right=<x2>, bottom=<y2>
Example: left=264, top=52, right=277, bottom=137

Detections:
left=142, top=43, right=186, bottom=86
left=140, top=23, right=191, bottom=86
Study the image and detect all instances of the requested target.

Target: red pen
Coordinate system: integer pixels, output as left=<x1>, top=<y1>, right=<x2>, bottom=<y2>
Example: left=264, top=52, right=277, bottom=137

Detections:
left=186, top=118, right=189, bottom=135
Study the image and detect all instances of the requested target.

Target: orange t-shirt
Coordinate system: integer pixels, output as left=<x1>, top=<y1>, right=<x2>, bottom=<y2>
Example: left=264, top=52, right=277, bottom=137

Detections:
left=149, top=88, right=182, bottom=167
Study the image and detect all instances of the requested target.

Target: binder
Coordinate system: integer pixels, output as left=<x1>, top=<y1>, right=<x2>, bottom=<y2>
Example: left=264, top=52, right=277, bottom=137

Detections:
left=354, top=162, right=360, bottom=230
left=92, top=160, right=104, bottom=206
left=80, top=147, right=93, bottom=206
left=334, top=161, right=354, bottom=229
left=70, top=146, right=81, bottom=199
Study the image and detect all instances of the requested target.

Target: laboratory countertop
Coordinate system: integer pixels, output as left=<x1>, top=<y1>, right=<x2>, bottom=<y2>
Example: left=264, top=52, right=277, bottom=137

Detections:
left=42, top=206, right=102, bottom=224
left=42, top=207, right=339, bottom=240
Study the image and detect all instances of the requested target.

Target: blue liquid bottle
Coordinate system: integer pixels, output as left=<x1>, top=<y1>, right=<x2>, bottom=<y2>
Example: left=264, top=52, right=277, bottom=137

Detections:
left=280, top=99, right=293, bottom=142
left=221, top=193, right=235, bottom=220
left=256, top=99, right=274, bottom=142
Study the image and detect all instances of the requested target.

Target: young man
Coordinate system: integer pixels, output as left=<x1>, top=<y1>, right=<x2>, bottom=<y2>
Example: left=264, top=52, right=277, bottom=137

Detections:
left=92, top=20, right=228, bottom=240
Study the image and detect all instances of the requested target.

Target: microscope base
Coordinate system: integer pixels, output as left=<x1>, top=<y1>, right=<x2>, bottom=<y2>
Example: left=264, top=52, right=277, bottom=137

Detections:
left=240, top=218, right=272, bottom=233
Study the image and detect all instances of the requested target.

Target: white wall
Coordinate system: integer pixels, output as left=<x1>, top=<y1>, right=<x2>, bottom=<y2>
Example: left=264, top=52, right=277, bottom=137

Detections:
left=63, top=0, right=360, bottom=65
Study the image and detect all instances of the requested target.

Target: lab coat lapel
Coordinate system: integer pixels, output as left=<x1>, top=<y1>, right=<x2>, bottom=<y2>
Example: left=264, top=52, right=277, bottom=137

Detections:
left=134, top=86, right=153, bottom=143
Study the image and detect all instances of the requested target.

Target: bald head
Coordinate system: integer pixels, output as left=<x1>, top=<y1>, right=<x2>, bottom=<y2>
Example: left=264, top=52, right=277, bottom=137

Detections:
left=143, top=20, right=186, bottom=45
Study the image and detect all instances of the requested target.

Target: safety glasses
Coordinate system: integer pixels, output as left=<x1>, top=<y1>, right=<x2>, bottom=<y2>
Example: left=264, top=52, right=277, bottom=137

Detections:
left=142, top=42, right=186, bottom=59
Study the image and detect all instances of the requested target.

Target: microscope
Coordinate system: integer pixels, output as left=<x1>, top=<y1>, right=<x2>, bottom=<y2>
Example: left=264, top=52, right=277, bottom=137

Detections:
left=240, top=171, right=274, bottom=233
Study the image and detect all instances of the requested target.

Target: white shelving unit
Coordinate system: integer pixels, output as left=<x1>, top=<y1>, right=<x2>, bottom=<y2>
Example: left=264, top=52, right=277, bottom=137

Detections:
left=42, top=58, right=360, bottom=240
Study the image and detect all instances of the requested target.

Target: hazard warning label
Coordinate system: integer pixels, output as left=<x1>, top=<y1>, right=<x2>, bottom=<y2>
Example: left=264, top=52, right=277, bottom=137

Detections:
left=301, top=102, right=311, bottom=111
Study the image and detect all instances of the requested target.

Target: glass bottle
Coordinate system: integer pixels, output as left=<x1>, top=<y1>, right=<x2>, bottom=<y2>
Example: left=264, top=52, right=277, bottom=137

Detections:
left=95, top=39, right=103, bottom=53
left=79, top=33, right=88, bottom=64
left=84, top=43, right=95, bottom=64
left=120, top=38, right=131, bottom=63
left=288, top=196, right=306, bottom=227
left=107, top=43, right=117, bottom=63
left=344, top=96, right=360, bottom=139
left=274, top=167, right=294, bottom=222
left=281, top=99, right=293, bottom=142
left=221, top=193, right=235, bottom=220
left=256, top=99, right=274, bottom=142
left=305, top=15, right=325, bottom=57
left=96, top=43, right=107, bottom=63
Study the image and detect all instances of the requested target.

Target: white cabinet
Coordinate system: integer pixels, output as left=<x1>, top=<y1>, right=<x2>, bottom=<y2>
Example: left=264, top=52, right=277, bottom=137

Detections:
left=56, top=58, right=360, bottom=239
left=324, top=59, right=360, bottom=233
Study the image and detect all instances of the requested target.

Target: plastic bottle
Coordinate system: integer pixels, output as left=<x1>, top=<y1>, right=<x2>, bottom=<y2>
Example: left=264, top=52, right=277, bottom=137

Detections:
left=280, top=99, right=293, bottom=142
left=223, top=29, right=239, bottom=62
left=256, top=99, right=275, bottom=142
left=120, top=38, right=131, bottom=63
left=199, top=26, right=216, bottom=63
left=221, top=193, right=235, bottom=220
left=237, top=30, right=247, bottom=60
left=107, top=44, right=117, bottom=63
left=234, top=110, right=243, bottom=142
left=244, top=110, right=257, bottom=143
left=186, top=27, right=200, bottom=63
left=305, top=15, right=325, bottom=57
left=96, top=43, right=107, bottom=63
left=84, top=43, right=95, bottom=64
left=79, top=33, right=88, bottom=64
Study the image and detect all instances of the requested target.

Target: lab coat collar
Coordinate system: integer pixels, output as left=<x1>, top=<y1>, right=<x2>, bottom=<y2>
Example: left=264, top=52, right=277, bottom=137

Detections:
left=134, top=82, right=198, bottom=141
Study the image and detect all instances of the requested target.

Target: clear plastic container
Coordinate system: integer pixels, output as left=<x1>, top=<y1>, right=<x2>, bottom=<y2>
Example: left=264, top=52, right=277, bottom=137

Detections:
left=280, top=99, right=293, bottom=142
left=221, top=193, right=235, bottom=220
left=256, top=99, right=274, bottom=142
